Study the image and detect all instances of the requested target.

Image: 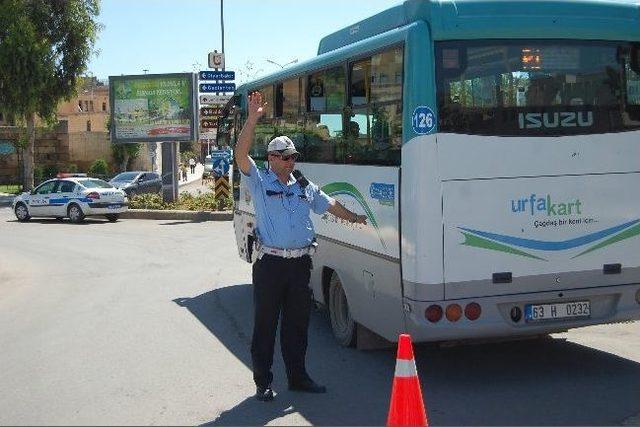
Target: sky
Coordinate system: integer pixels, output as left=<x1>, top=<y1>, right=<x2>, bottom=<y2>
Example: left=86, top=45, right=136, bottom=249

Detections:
left=87, top=0, right=400, bottom=83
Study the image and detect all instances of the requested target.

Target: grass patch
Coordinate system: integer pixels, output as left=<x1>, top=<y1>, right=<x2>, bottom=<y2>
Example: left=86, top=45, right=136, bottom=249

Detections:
left=0, top=184, right=21, bottom=195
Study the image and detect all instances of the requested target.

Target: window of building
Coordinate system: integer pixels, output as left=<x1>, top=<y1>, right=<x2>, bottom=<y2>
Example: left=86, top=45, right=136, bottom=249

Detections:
left=84, top=101, right=89, bottom=112
left=86, top=120, right=91, bottom=131
left=102, top=102, right=106, bottom=112
left=78, top=101, right=83, bottom=112
left=90, top=101, right=94, bottom=111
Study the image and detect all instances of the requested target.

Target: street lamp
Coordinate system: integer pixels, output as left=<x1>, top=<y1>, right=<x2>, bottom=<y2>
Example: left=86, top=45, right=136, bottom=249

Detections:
left=266, top=58, right=298, bottom=69
left=142, top=69, right=149, bottom=74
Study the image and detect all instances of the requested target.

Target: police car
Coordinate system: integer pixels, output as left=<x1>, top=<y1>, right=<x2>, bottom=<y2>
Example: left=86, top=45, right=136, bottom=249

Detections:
left=12, top=174, right=128, bottom=223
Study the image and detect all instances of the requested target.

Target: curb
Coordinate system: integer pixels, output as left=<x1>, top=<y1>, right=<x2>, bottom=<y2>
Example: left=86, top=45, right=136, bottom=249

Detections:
left=120, top=209, right=232, bottom=221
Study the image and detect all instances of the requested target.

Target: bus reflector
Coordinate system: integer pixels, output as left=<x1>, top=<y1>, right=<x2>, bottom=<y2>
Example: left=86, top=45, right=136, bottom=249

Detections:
left=464, top=303, right=481, bottom=321
left=445, top=304, right=462, bottom=322
left=425, top=305, right=443, bottom=323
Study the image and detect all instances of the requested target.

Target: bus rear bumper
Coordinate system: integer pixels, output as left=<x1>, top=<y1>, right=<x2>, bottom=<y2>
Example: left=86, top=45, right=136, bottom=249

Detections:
left=404, top=283, right=640, bottom=343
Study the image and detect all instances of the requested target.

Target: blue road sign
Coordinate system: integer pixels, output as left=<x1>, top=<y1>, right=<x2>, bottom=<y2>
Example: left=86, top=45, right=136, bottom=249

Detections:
left=200, top=83, right=236, bottom=93
left=411, top=106, right=436, bottom=134
left=199, top=71, right=235, bottom=81
left=212, top=157, right=230, bottom=177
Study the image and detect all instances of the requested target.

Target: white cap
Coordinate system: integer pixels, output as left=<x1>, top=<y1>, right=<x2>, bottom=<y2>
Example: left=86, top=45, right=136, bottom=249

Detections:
left=267, top=136, right=299, bottom=156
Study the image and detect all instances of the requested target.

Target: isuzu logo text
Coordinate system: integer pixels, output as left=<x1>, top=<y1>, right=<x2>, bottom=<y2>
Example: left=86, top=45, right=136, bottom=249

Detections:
left=518, top=111, right=593, bottom=129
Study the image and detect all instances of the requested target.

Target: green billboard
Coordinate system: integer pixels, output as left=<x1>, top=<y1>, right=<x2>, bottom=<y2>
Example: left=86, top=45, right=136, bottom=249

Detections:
left=109, top=73, right=196, bottom=143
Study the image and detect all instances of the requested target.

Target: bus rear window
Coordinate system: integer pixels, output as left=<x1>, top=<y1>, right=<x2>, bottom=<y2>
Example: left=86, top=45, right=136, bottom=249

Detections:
left=436, top=40, right=640, bottom=136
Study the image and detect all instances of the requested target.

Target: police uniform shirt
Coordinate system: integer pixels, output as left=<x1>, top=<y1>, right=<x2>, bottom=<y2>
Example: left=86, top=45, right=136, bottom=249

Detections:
left=243, top=158, right=333, bottom=249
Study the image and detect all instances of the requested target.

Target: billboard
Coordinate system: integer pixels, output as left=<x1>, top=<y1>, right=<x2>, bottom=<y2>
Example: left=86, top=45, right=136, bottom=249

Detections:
left=109, top=73, right=196, bottom=143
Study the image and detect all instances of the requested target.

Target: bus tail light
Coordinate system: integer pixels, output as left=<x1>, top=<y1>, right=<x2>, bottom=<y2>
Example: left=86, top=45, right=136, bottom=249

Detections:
left=464, top=302, right=482, bottom=321
left=86, top=192, right=100, bottom=200
left=445, top=304, right=462, bottom=322
left=425, top=305, right=443, bottom=323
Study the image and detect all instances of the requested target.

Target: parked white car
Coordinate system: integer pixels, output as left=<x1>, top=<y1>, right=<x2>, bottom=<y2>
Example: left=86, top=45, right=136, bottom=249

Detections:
left=12, top=174, right=128, bottom=223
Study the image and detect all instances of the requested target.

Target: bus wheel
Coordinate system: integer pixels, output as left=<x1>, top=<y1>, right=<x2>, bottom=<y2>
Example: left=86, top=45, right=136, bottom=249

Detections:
left=328, top=272, right=356, bottom=347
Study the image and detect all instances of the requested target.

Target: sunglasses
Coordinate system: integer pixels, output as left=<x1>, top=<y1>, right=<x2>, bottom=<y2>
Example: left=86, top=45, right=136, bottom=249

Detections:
left=270, top=153, right=299, bottom=162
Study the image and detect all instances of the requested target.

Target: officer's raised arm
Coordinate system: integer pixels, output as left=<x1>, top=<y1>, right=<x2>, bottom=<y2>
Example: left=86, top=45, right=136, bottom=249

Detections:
left=235, top=92, right=266, bottom=175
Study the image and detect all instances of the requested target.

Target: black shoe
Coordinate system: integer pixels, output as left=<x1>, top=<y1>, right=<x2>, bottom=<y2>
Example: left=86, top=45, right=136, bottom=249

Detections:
left=288, top=378, right=327, bottom=394
left=255, top=386, right=274, bottom=401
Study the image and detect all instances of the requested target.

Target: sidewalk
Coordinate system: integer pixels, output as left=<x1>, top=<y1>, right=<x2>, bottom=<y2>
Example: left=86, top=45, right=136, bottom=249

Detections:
left=178, top=163, right=204, bottom=187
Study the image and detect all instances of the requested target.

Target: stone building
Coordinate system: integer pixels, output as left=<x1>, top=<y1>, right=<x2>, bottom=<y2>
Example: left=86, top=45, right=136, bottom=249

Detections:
left=0, top=77, right=151, bottom=185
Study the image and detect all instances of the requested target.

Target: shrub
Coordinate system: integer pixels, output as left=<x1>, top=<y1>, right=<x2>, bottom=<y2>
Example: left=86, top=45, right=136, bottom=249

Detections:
left=34, top=165, right=45, bottom=181
left=88, top=158, right=109, bottom=176
left=128, top=193, right=165, bottom=210
left=43, top=164, right=58, bottom=178
left=127, top=191, right=234, bottom=211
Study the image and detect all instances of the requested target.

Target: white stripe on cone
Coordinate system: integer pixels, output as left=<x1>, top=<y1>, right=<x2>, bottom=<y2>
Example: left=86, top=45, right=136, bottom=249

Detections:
left=394, top=358, right=418, bottom=378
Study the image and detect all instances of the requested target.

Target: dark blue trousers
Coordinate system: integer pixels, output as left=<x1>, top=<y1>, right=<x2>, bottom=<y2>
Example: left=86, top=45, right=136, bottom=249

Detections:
left=251, top=254, right=313, bottom=389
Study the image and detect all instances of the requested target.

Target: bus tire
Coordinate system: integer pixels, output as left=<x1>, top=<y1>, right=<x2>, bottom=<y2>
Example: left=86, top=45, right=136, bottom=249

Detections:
left=328, top=271, right=356, bottom=347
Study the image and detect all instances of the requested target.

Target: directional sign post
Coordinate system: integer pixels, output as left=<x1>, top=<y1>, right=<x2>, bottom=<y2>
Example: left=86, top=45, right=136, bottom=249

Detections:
left=199, top=71, right=235, bottom=81
left=200, top=106, right=223, bottom=117
left=201, top=119, right=218, bottom=129
left=199, top=94, right=232, bottom=105
left=200, top=83, right=236, bottom=93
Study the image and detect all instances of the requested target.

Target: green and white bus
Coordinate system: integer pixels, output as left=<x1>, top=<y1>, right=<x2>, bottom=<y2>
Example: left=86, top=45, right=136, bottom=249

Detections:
left=221, top=0, right=640, bottom=346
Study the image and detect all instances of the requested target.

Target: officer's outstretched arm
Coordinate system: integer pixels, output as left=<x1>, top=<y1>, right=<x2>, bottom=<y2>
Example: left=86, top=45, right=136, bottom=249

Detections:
left=235, top=92, right=266, bottom=175
left=327, top=200, right=367, bottom=225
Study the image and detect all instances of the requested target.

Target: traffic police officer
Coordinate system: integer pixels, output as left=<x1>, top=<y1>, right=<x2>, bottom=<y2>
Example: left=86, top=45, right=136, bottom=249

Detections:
left=235, top=92, right=367, bottom=402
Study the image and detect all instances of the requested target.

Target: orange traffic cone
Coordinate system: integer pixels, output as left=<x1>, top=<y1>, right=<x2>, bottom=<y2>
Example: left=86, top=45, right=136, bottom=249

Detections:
left=387, top=334, right=429, bottom=426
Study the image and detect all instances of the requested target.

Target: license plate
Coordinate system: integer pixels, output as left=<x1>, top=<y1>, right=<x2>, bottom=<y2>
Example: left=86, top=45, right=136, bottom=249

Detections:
left=525, top=301, right=591, bottom=322
left=107, top=205, right=120, bottom=210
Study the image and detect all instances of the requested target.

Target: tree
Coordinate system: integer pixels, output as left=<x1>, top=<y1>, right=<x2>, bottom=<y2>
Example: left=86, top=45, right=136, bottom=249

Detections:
left=111, top=143, right=141, bottom=172
left=0, top=0, right=101, bottom=190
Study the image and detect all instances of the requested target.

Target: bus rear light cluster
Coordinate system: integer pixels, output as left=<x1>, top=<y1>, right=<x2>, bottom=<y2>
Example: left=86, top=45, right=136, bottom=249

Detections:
left=464, top=302, right=482, bottom=321
left=425, top=305, right=443, bottom=323
left=445, top=304, right=462, bottom=322
left=425, top=303, right=482, bottom=323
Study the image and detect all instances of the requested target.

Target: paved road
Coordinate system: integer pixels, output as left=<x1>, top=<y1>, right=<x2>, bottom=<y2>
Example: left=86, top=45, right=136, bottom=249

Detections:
left=1, top=207, right=639, bottom=426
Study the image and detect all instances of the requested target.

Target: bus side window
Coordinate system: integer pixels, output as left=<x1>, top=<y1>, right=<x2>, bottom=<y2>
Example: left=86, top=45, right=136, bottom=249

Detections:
left=305, top=113, right=342, bottom=163
left=276, top=78, right=306, bottom=160
left=304, top=67, right=345, bottom=163
left=345, top=46, right=403, bottom=166
left=250, top=85, right=276, bottom=162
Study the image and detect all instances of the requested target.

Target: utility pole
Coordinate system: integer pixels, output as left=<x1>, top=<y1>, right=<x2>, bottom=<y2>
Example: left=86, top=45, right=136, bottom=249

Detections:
left=220, top=0, right=225, bottom=57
